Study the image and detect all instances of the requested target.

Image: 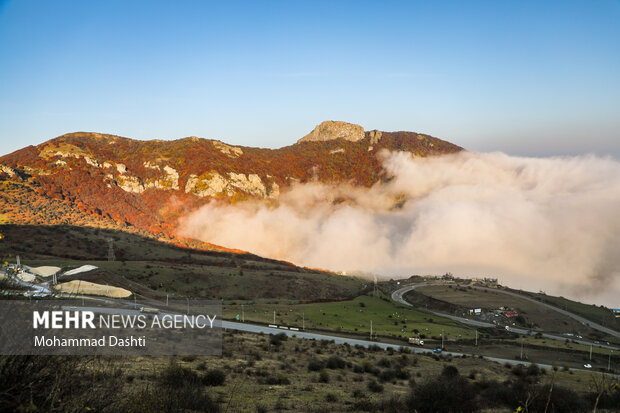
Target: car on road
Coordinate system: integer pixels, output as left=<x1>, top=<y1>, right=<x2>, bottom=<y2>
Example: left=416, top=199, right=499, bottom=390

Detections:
left=583, top=364, right=592, bottom=369
left=433, top=348, right=442, bottom=354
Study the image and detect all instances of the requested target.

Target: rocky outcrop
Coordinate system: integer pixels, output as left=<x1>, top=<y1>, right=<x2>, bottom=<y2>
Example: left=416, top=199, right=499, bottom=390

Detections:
left=0, top=164, right=16, bottom=177
left=184, top=171, right=278, bottom=199
left=117, top=175, right=144, bottom=193
left=298, top=121, right=365, bottom=143
left=153, top=166, right=179, bottom=190
left=369, top=130, right=383, bottom=145
left=212, top=141, right=243, bottom=158
left=116, top=165, right=180, bottom=193
left=143, top=161, right=160, bottom=170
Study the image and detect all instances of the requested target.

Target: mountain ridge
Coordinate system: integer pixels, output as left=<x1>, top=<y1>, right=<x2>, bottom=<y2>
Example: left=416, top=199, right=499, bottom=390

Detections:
left=0, top=122, right=463, bottom=244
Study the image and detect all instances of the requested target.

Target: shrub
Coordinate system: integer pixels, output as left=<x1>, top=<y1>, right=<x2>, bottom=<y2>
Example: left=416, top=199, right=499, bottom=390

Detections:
left=526, top=363, right=541, bottom=377
left=124, top=385, right=219, bottom=413
left=202, top=369, right=226, bottom=386
left=441, top=365, right=459, bottom=378
left=379, top=369, right=396, bottom=382
left=326, top=355, right=346, bottom=369
left=319, top=369, right=330, bottom=383
left=270, top=333, right=288, bottom=346
left=367, top=379, right=384, bottom=393
left=407, top=375, right=477, bottom=412
left=352, top=389, right=365, bottom=398
left=308, top=358, right=324, bottom=372
left=159, top=361, right=202, bottom=388
left=263, top=374, right=291, bottom=385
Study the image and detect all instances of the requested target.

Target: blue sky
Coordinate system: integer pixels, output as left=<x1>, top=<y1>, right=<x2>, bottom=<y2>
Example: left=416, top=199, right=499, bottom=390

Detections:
left=1, top=0, right=619, bottom=157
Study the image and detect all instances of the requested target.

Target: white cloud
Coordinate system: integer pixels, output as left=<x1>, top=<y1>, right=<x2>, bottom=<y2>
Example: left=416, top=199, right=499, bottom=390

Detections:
left=180, top=151, right=620, bottom=306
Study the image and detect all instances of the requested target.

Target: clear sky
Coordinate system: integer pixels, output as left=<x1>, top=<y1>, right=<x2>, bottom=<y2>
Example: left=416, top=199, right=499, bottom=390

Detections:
left=1, top=0, right=619, bottom=157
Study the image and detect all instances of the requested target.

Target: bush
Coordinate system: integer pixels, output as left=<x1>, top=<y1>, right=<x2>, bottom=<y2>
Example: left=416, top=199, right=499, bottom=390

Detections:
left=308, top=358, right=324, bottom=371
left=159, top=361, right=202, bottom=388
left=526, top=363, right=541, bottom=377
left=319, top=369, right=330, bottom=383
left=326, top=355, right=346, bottom=369
left=367, top=379, right=384, bottom=393
left=441, top=365, right=459, bottom=378
left=270, top=333, right=288, bottom=346
left=407, top=375, right=477, bottom=412
left=352, top=389, right=365, bottom=398
left=202, top=369, right=226, bottom=386
left=325, top=393, right=338, bottom=402
left=379, top=369, right=396, bottom=382
left=263, top=374, right=291, bottom=385
left=0, top=356, right=123, bottom=412
left=124, top=385, right=219, bottom=412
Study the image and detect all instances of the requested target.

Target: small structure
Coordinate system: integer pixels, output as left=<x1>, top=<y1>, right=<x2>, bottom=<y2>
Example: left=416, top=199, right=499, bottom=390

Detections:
left=502, top=310, right=518, bottom=318
left=408, top=337, right=424, bottom=346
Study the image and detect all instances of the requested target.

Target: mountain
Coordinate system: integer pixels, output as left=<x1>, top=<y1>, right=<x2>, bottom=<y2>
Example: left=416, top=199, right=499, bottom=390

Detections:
left=0, top=121, right=462, bottom=243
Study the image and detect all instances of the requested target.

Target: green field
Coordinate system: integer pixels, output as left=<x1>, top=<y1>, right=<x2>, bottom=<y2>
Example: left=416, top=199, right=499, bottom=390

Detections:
left=224, top=293, right=474, bottom=341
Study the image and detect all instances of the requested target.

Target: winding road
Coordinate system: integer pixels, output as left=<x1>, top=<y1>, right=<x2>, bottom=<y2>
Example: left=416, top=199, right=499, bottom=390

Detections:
left=391, top=284, right=620, bottom=350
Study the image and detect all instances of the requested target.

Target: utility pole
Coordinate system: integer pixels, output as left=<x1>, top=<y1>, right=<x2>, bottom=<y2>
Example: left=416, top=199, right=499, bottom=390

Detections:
left=242, top=304, right=244, bottom=323
left=441, top=329, right=444, bottom=349
left=302, top=312, right=305, bottom=330
left=475, top=330, right=478, bottom=346
left=273, top=311, right=276, bottom=324
left=590, top=344, right=593, bottom=361
left=520, top=338, right=524, bottom=360
left=373, top=275, right=377, bottom=298
left=106, top=238, right=115, bottom=262
left=370, top=320, right=373, bottom=340
left=166, top=294, right=169, bottom=307
left=609, top=350, right=613, bottom=372
left=187, top=297, right=189, bottom=314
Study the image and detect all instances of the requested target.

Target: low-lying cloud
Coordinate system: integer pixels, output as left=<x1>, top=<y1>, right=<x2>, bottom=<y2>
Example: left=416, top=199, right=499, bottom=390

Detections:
left=179, top=151, right=620, bottom=306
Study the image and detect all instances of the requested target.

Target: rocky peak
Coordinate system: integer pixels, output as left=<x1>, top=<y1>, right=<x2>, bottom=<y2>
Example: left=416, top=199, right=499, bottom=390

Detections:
left=297, top=121, right=365, bottom=143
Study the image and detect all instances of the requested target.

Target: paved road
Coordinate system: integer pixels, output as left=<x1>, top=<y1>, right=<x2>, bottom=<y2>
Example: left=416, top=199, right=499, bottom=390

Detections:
left=392, top=284, right=619, bottom=351
left=49, top=298, right=619, bottom=377
left=471, top=285, right=620, bottom=340
left=222, top=320, right=619, bottom=377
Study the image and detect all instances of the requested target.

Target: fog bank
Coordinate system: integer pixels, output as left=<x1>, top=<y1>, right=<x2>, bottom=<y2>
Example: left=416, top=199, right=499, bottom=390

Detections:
left=180, top=151, right=620, bottom=307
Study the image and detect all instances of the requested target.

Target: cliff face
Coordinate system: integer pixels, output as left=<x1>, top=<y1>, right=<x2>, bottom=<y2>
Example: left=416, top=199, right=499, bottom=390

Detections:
left=0, top=122, right=463, bottom=238
left=298, top=121, right=366, bottom=143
